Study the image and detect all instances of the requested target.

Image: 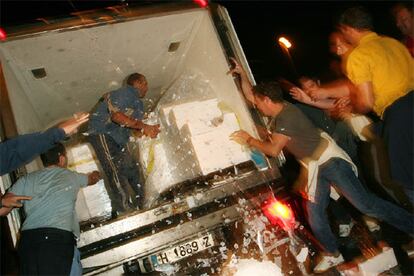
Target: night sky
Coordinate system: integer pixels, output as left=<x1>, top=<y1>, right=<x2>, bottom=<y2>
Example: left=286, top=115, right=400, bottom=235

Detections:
left=0, top=0, right=404, bottom=83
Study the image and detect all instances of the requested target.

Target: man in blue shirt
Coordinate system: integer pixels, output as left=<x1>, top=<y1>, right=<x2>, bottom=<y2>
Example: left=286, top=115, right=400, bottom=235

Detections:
left=0, top=112, right=89, bottom=214
left=88, top=73, right=159, bottom=213
left=1, top=143, right=101, bottom=275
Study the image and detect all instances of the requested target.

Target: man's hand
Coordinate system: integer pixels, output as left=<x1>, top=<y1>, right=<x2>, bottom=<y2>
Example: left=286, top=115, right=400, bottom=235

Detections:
left=132, top=129, right=144, bottom=138
left=230, top=130, right=252, bottom=145
left=1, top=193, right=32, bottom=208
left=289, top=87, right=312, bottom=104
left=88, top=171, right=101, bottom=186
left=308, top=87, right=330, bottom=101
left=330, top=97, right=352, bottom=120
left=227, top=57, right=245, bottom=76
left=59, top=112, right=90, bottom=135
left=143, top=124, right=160, bottom=139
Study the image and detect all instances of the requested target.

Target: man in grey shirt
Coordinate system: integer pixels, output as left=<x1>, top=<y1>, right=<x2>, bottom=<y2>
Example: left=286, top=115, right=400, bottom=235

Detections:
left=228, top=59, right=414, bottom=273
left=1, top=143, right=100, bottom=275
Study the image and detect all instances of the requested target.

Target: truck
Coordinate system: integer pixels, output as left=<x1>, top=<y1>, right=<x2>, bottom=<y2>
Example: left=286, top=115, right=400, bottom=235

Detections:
left=0, top=2, right=287, bottom=274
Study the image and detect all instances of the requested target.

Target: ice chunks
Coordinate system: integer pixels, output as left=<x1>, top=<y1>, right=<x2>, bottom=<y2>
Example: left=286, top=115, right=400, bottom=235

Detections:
left=229, top=259, right=283, bottom=276
left=137, top=97, right=250, bottom=205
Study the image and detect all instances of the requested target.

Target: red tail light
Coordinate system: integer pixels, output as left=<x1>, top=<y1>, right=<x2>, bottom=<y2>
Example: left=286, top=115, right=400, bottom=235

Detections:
left=0, top=28, right=7, bottom=41
left=193, top=0, right=208, bottom=8
left=262, top=197, right=295, bottom=230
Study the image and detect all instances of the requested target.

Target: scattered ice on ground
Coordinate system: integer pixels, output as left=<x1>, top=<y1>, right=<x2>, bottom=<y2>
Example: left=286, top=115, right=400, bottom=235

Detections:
left=230, top=259, right=283, bottom=276
left=196, top=258, right=211, bottom=268
left=155, top=263, right=179, bottom=276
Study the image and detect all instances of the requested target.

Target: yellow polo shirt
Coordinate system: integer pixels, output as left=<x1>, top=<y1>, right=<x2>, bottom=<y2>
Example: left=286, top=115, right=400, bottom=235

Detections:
left=346, top=32, right=414, bottom=117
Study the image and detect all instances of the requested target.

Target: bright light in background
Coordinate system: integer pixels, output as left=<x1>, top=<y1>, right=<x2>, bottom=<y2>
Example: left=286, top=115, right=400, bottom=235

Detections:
left=0, top=28, right=7, bottom=41
left=278, top=36, right=292, bottom=49
left=193, top=0, right=208, bottom=8
left=262, top=197, right=295, bottom=231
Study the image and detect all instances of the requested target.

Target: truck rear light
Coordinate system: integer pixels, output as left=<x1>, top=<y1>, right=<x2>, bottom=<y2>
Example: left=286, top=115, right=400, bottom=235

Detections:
left=262, top=197, right=295, bottom=231
left=0, top=28, right=7, bottom=41
left=193, top=0, right=208, bottom=8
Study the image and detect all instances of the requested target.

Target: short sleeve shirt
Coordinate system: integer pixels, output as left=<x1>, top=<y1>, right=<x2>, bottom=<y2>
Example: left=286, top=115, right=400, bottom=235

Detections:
left=346, top=32, right=414, bottom=117
left=88, top=85, right=145, bottom=145
left=270, top=103, right=323, bottom=160
left=8, top=167, right=88, bottom=237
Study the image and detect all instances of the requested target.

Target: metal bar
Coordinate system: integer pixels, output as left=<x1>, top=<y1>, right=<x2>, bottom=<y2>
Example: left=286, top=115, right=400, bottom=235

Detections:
left=3, top=3, right=201, bottom=41
left=78, top=169, right=279, bottom=248
left=82, top=205, right=239, bottom=270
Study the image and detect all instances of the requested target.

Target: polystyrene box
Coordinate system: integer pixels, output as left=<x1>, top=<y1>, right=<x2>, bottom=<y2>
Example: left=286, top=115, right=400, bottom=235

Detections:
left=67, top=143, right=111, bottom=221
left=181, top=113, right=250, bottom=175
left=168, top=98, right=222, bottom=135
left=358, top=247, right=398, bottom=276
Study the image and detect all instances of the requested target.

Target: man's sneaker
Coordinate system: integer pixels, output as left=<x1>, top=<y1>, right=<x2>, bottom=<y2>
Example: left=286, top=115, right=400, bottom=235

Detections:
left=402, top=240, right=414, bottom=258
left=339, top=221, right=355, bottom=237
left=362, top=216, right=380, bottom=232
left=314, top=253, right=344, bottom=273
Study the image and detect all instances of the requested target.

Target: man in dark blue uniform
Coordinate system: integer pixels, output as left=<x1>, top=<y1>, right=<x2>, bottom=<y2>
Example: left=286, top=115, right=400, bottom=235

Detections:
left=88, top=73, right=159, bottom=213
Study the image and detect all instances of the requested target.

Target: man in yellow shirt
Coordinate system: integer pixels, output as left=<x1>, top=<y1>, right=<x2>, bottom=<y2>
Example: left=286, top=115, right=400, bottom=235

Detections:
left=308, top=6, right=414, bottom=203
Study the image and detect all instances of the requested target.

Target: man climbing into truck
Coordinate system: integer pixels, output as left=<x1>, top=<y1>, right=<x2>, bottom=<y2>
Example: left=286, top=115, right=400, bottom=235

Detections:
left=87, top=73, right=160, bottom=214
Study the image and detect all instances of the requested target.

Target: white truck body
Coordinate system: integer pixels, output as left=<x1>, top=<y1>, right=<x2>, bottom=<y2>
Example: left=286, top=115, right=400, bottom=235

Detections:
left=0, top=3, right=283, bottom=274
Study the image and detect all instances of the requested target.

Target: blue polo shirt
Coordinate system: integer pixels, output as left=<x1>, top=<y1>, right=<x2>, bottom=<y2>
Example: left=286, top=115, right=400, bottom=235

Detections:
left=88, top=85, right=145, bottom=146
left=8, top=167, right=88, bottom=238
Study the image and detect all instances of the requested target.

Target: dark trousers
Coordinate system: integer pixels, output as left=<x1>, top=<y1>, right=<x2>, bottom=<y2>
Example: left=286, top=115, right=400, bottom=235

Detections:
left=381, top=91, right=414, bottom=203
left=18, top=228, right=75, bottom=276
left=88, top=133, right=144, bottom=212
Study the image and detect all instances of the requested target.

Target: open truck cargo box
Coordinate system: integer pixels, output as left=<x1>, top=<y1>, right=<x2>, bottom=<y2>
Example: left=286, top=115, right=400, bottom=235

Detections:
left=0, top=2, right=284, bottom=274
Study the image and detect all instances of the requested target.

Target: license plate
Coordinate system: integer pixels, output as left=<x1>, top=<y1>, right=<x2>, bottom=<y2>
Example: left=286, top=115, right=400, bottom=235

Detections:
left=150, top=233, right=214, bottom=266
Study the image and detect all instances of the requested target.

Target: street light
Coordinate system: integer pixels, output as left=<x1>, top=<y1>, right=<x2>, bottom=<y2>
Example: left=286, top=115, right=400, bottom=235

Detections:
left=278, top=37, right=292, bottom=49
left=277, top=36, right=297, bottom=77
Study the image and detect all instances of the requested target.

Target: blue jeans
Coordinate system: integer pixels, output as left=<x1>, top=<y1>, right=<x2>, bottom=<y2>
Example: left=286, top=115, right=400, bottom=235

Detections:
left=70, top=246, right=82, bottom=276
left=306, top=158, right=414, bottom=253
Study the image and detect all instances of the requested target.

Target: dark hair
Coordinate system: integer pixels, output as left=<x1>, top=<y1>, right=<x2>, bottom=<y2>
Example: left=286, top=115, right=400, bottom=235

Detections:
left=298, top=75, right=319, bottom=84
left=338, top=6, right=374, bottom=31
left=126, top=73, right=145, bottom=86
left=40, top=143, right=66, bottom=167
left=391, top=2, right=413, bottom=17
left=253, top=81, right=284, bottom=103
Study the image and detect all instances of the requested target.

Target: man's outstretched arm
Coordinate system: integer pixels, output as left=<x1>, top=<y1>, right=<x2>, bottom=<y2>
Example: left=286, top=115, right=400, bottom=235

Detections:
left=227, top=57, right=256, bottom=106
left=0, top=112, right=89, bottom=175
left=230, top=130, right=290, bottom=157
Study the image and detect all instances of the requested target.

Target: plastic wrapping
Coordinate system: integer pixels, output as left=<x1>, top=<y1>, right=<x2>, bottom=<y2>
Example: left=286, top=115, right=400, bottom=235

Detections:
left=132, top=72, right=251, bottom=207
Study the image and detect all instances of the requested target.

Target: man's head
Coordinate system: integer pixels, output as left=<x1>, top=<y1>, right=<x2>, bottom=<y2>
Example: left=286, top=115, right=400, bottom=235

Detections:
left=329, top=31, right=353, bottom=56
left=337, top=6, right=374, bottom=46
left=391, top=3, right=413, bottom=37
left=40, top=143, right=67, bottom=168
left=298, top=76, right=320, bottom=92
left=252, top=82, right=284, bottom=116
left=127, top=73, right=148, bottom=97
